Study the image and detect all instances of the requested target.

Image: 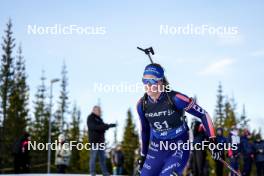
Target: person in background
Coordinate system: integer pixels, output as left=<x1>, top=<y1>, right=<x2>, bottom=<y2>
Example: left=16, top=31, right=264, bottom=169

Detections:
left=241, top=129, right=254, bottom=176
left=133, top=148, right=141, bottom=176
left=13, top=132, right=31, bottom=173
left=55, top=134, right=71, bottom=173
left=228, top=126, right=241, bottom=176
left=253, top=134, right=264, bottom=176
left=191, top=120, right=208, bottom=176
left=87, top=105, right=116, bottom=176
left=111, top=145, right=124, bottom=175
left=215, top=127, right=227, bottom=176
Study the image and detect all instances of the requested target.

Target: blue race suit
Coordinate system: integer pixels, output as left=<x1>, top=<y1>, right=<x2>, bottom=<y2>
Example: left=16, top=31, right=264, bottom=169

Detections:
left=137, top=91, right=215, bottom=176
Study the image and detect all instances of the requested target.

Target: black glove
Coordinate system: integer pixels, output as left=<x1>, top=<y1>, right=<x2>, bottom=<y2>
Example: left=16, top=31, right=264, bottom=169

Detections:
left=209, top=138, right=222, bottom=160
left=211, top=149, right=221, bottom=160
left=108, top=123, right=116, bottom=128
left=136, top=155, right=146, bottom=175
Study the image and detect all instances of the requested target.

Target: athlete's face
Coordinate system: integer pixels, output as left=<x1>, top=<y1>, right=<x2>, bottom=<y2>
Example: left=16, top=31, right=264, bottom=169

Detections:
left=143, top=74, right=163, bottom=97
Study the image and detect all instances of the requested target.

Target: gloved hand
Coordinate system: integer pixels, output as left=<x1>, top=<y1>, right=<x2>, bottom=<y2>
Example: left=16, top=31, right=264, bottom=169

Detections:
left=108, top=123, right=116, bottom=128
left=209, top=138, right=222, bottom=160
left=136, top=155, right=146, bottom=175
left=211, top=149, right=221, bottom=160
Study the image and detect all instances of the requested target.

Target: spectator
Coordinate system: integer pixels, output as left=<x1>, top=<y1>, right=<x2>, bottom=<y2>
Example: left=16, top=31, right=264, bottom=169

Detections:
left=241, top=129, right=254, bottom=176
left=111, top=145, right=124, bottom=175
left=55, top=134, right=71, bottom=173
left=133, top=148, right=140, bottom=176
left=215, top=127, right=227, bottom=176
left=13, top=132, right=31, bottom=173
left=253, top=134, right=264, bottom=176
left=228, top=126, right=241, bottom=176
left=87, top=105, right=116, bottom=176
left=191, top=120, right=209, bottom=176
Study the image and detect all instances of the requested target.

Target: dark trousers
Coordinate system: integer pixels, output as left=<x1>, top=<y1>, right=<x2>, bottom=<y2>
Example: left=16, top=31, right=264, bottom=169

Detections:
left=242, top=156, right=252, bottom=176
left=14, top=154, right=29, bottom=173
left=256, top=161, right=264, bottom=176
left=215, top=159, right=224, bottom=176
left=230, top=157, right=239, bottom=176
left=57, top=164, right=67, bottom=173
left=192, top=150, right=208, bottom=176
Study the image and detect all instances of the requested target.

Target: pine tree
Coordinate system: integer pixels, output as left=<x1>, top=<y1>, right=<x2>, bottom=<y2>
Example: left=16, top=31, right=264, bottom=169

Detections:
left=29, top=71, right=50, bottom=167
left=15, top=45, right=29, bottom=128
left=121, top=109, right=139, bottom=175
left=0, top=19, right=16, bottom=125
left=69, top=103, right=81, bottom=172
left=5, top=45, right=29, bottom=146
left=214, top=83, right=225, bottom=128
left=31, top=71, right=50, bottom=143
left=0, top=19, right=15, bottom=135
left=223, top=96, right=237, bottom=136
left=79, top=128, right=89, bottom=172
left=239, top=104, right=249, bottom=130
left=0, top=19, right=16, bottom=169
left=55, top=62, right=69, bottom=133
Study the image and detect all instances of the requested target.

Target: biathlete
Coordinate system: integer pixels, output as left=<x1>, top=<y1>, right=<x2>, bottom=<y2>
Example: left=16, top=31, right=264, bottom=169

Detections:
left=136, top=63, right=221, bottom=176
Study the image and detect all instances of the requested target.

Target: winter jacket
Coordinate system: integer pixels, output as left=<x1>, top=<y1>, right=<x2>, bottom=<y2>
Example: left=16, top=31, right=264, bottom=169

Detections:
left=55, top=142, right=71, bottom=166
left=241, top=136, right=254, bottom=157
left=87, top=113, right=110, bottom=144
left=253, top=140, right=264, bottom=162
left=228, top=131, right=241, bottom=157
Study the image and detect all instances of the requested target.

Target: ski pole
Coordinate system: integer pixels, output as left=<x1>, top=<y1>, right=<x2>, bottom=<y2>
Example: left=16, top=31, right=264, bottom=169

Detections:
left=219, top=158, right=241, bottom=176
left=137, top=46, right=172, bottom=85
left=137, top=47, right=154, bottom=63
left=137, top=46, right=174, bottom=104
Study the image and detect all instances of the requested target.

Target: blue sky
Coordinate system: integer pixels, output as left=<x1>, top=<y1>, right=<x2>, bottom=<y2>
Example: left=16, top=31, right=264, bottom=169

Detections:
left=0, top=0, right=263, bottom=143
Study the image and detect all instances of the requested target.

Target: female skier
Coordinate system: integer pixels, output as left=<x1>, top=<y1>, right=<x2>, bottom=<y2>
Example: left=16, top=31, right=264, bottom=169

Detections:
left=136, top=63, right=221, bottom=176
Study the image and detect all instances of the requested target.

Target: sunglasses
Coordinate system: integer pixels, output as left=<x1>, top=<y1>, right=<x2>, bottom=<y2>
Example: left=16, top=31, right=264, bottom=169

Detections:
left=142, top=77, right=163, bottom=85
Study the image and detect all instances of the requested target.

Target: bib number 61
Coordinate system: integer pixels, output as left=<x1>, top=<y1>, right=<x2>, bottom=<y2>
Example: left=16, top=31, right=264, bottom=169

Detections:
left=154, top=121, right=169, bottom=130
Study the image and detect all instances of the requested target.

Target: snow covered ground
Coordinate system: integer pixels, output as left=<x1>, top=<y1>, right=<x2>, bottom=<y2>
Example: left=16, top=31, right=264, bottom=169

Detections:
left=0, top=173, right=105, bottom=176
left=0, top=173, right=130, bottom=176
